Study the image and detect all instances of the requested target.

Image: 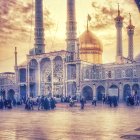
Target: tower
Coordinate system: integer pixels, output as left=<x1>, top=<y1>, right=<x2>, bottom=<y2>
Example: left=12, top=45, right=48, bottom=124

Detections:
left=127, top=13, right=135, bottom=60
left=114, top=4, right=124, bottom=63
left=34, top=0, right=45, bottom=54
left=66, top=0, right=77, bottom=57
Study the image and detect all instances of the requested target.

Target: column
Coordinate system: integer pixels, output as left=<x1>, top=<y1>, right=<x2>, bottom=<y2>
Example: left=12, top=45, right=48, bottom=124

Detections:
left=119, top=82, right=123, bottom=102
left=93, top=84, right=96, bottom=99
left=37, top=61, right=41, bottom=96
left=51, top=58, right=54, bottom=97
left=105, top=82, right=108, bottom=96
left=76, top=61, right=81, bottom=97
left=27, top=63, right=30, bottom=98
left=62, top=58, right=65, bottom=97
left=65, top=63, right=68, bottom=97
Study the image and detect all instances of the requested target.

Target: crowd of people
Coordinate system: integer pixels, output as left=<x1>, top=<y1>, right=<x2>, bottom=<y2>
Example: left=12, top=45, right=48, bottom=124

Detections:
left=25, top=96, right=56, bottom=110
left=0, top=97, right=16, bottom=109
left=0, top=92, right=139, bottom=111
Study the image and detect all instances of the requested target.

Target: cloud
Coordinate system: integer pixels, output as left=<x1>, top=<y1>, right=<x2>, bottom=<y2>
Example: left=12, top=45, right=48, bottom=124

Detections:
left=0, top=0, right=54, bottom=45
left=89, top=0, right=138, bottom=30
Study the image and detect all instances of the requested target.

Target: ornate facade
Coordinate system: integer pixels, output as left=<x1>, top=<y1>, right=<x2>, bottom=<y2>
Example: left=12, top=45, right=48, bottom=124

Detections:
left=0, top=0, right=140, bottom=102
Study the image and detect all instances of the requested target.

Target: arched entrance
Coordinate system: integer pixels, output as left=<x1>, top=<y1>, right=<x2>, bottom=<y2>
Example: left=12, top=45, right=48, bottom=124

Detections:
left=123, top=84, right=131, bottom=101
left=132, top=84, right=139, bottom=95
left=82, top=86, right=93, bottom=100
left=20, top=85, right=26, bottom=99
left=7, top=89, right=15, bottom=100
left=67, top=82, right=76, bottom=96
left=96, top=86, right=105, bottom=101
left=40, top=57, right=51, bottom=95
left=29, top=59, right=38, bottom=97
left=109, top=85, right=119, bottom=99
left=0, top=89, right=6, bottom=99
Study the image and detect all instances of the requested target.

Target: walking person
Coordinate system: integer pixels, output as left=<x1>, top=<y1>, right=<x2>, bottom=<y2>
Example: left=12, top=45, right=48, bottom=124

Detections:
left=92, top=96, right=97, bottom=106
left=80, top=97, right=85, bottom=109
left=135, top=95, right=140, bottom=106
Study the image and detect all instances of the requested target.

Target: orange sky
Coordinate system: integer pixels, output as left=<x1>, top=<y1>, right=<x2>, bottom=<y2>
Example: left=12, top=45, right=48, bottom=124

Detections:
left=0, top=0, right=140, bottom=72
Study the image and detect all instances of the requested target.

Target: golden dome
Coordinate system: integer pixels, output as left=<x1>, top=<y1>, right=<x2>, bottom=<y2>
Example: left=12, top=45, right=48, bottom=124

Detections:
left=79, top=30, right=103, bottom=52
left=79, top=30, right=103, bottom=64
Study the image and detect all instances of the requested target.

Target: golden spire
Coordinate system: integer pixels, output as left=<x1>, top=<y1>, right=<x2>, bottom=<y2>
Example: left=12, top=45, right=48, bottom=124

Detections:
left=87, top=14, right=91, bottom=31
left=118, top=3, right=120, bottom=16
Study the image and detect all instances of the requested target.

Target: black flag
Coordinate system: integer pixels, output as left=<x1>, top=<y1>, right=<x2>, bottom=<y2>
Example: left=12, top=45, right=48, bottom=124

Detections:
left=135, top=0, right=140, bottom=12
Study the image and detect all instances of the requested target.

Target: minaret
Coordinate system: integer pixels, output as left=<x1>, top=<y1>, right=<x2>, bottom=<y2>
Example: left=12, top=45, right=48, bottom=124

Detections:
left=66, top=0, right=77, bottom=55
left=14, top=47, right=19, bottom=101
left=34, top=0, right=45, bottom=54
left=127, top=13, right=135, bottom=60
left=114, top=4, right=124, bottom=63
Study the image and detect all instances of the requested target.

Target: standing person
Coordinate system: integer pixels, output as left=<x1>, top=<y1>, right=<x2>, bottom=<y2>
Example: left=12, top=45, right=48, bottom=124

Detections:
left=0, top=98, right=4, bottom=109
left=41, top=96, right=45, bottom=110
left=50, top=97, right=56, bottom=109
left=108, top=96, right=112, bottom=107
left=37, top=96, right=41, bottom=110
left=4, top=99, right=7, bottom=109
left=135, top=95, right=140, bottom=106
left=30, top=98, right=34, bottom=110
left=112, top=96, right=118, bottom=107
left=102, top=94, right=106, bottom=104
left=92, top=96, right=97, bottom=106
left=80, top=97, right=85, bottom=109
left=44, top=97, right=50, bottom=110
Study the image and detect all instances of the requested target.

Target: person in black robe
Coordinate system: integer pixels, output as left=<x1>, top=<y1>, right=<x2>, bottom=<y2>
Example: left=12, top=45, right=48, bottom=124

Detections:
left=80, top=97, right=85, bottom=109
left=44, top=97, right=50, bottom=110
left=50, top=97, right=56, bottom=109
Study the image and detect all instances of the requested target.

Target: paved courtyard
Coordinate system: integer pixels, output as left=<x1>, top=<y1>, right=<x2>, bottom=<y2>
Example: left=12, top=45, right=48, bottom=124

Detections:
left=0, top=103, right=140, bottom=140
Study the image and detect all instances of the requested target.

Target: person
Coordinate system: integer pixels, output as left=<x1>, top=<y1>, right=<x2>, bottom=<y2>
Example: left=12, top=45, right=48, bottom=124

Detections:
left=0, top=98, right=4, bottom=109
left=37, top=96, right=41, bottom=110
left=30, top=98, right=34, bottom=110
left=7, top=99, right=12, bottom=109
left=44, top=97, right=50, bottom=110
left=112, top=96, right=118, bottom=107
left=69, top=97, right=74, bottom=107
left=13, top=98, right=17, bottom=106
left=92, top=96, right=97, bottom=106
left=80, top=97, right=85, bottom=109
left=108, top=96, right=112, bottom=107
left=102, top=94, right=106, bottom=104
left=126, top=96, right=130, bottom=106
left=50, top=97, right=56, bottom=109
left=135, top=95, right=140, bottom=106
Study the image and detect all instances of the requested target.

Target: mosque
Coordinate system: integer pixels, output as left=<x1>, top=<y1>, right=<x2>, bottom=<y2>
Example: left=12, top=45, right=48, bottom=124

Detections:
left=0, top=0, right=140, bottom=101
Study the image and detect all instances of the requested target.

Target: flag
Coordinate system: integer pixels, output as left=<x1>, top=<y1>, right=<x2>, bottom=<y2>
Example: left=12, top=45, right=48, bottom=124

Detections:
left=88, top=14, right=91, bottom=21
left=135, top=0, right=140, bottom=12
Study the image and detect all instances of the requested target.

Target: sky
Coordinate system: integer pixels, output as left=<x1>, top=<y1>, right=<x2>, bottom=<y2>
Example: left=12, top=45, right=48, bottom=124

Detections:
left=0, top=0, right=140, bottom=72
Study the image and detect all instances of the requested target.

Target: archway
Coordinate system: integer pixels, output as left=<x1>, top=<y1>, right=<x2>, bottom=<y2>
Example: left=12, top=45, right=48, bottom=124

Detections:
left=29, top=59, right=38, bottom=97
left=7, top=89, right=15, bottom=100
left=123, top=84, right=131, bottom=101
left=96, top=86, right=105, bottom=101
left=19, top=68, right=26, bottom=82
left=67, top=82, right=76, bottom=96
left=132, top=84, right=139, bottom=95
left=109, top=85, right=119, bottom=99
left=40, top=58, right=51, bottom=95
left=20, top=85, right=26, bottom=99
left=82, top=86, right=93, bottom=100
left=0, top=89, right=6, bottom=99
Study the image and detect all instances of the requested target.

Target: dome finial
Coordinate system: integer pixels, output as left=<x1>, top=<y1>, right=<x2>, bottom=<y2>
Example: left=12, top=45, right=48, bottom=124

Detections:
left=87, top=14, right=91, bottom=31
left=118, top=3, right=120, bottom=16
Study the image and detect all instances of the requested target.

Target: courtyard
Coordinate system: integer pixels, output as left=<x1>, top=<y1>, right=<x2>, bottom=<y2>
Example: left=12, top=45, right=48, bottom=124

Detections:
left=0, top=103, right=140, bottom=140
